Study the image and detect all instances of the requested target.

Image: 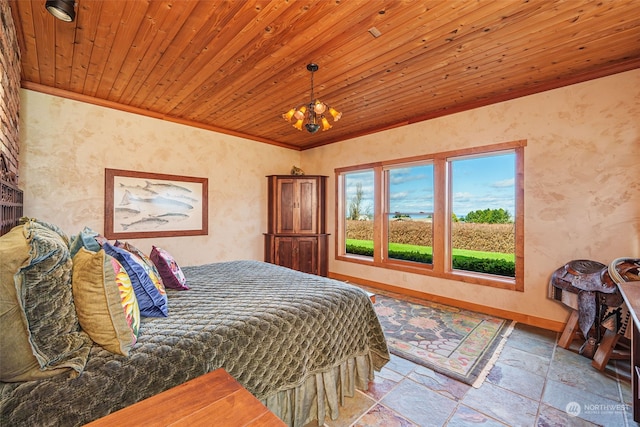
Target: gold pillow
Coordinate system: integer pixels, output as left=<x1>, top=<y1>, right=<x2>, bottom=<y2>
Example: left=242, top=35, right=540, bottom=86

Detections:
left=0, top=222, right=91, bottom=382
left=72, top=248, right=140, bottom=356
left=0, top=225, right=49, bottom=381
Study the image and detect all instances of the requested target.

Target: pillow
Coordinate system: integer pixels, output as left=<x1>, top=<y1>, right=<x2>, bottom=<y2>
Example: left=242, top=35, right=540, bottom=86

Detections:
left=94, top=233, right=110, bottom=247
left=150, top=246, right=189, bottom=290
left=115, top=240, right=165, bottom=289
left=69, top=226, right=102, bottom=258
left=103, top=242, right=168, bottom=317
left=0, top=220, right=92, bottom=382
left=20, top=216, right=71, bottom=246
left=114, top=241, right=167, bottom=306
left=72, top=248, right=140, bottom=355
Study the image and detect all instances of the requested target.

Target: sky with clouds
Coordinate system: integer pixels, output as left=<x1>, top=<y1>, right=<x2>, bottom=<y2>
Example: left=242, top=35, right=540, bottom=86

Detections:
left=345, top=151, right=515, bottom=219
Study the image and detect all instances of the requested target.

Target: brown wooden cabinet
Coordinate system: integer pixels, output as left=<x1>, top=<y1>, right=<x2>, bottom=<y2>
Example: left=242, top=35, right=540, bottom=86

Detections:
left=264, top=175, right=328, bottom=276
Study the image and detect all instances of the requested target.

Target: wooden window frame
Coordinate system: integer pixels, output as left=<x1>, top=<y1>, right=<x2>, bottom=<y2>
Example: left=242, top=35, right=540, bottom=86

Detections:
left=335, top=140, right=525, bottom=292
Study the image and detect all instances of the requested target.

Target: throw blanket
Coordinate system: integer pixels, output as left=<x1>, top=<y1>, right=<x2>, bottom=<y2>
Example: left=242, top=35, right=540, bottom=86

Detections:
left=1, top=260, right=389, bottom=426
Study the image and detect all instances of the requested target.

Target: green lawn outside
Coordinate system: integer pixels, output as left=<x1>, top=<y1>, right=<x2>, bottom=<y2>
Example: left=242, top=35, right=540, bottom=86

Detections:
left=345, top=239, right=515, bottom=262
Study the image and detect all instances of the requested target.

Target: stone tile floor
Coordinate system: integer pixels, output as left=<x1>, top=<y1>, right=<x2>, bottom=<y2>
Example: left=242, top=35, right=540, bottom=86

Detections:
left=318, top=322, right=636, bottom=426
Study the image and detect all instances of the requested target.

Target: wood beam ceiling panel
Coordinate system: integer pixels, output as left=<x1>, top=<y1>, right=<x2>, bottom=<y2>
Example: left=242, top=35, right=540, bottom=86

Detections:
left=167, top=0, right=328, bottom=118
left=32, top=3, right=56, bottom=86
left=52, top=9, right=77, bottom=88
left=144, top=0, right=280, bottom=114
left=207, top=1, right=436, bottom=120
left=307, top=1, right=639, bottom=124
left=9, top=0, right=640, bottom=150
left=205, top=1, right=480, bottom=131
left=115, top=1, right=200, bottom=105
left=186, top=0, right=387, bottom=124
left=105, top=1, right=188, bottom=103
left=225, top=0, right=547, bottom=133
left=128, top=0, right=248, bottom=108
left=163, top=0, right=356, bottom=120
left=67, top=0, right=107, bottom=93
left=11, top=1, right=38, bottom=83
left=85, top=1, right=151, bottom=98
left=94, top=2, right=175, bottom=102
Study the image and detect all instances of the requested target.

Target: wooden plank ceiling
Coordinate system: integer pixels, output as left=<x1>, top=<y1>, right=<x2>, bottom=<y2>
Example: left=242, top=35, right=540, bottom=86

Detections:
left=9, top=0, right=640, bottom=150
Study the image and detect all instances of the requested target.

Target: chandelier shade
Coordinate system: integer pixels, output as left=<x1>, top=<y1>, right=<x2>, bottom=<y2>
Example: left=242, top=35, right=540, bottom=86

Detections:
left=283, top=63, right=341, bottom=134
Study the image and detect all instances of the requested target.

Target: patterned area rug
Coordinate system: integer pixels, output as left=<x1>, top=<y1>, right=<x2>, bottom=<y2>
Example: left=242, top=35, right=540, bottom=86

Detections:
left=373, top=293, right=515, bottom=388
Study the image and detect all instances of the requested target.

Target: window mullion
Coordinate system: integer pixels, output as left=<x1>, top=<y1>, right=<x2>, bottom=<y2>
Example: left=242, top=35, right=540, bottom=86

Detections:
left=373, top=166, right=384, bottom=263
left=336, top=173, right=345, bottom=257
left=514, top=146, right=525, bottom=291
left=432, top=157, right=447, bottom=274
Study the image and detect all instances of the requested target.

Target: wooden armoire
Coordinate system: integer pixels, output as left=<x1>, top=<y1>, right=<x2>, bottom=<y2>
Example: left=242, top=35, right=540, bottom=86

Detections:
left=264, top=175, right=328, bottom=276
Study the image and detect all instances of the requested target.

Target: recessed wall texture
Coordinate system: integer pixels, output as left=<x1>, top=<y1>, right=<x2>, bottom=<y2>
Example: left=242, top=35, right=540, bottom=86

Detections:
left=303, top=69, right=639, bottom=328
left=6, top=0, right=638, bottom=331
left=0, top=0, right=20, bottom=177
left=19, top=70, right=639, bottom=329
left=19, top=89, right=301, bottom=266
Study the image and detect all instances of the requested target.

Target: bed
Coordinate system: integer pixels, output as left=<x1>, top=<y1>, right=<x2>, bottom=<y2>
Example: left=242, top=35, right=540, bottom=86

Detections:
left=0, top=178, right=390, bottom=426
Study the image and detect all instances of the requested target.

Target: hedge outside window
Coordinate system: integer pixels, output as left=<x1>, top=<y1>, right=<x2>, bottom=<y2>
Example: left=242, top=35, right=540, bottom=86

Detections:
left=335, top=140, right=525, bottom=291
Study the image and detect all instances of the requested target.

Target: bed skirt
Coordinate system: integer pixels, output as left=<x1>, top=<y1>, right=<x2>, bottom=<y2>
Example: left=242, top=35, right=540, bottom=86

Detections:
left=263, top=353, right=374, bottom=427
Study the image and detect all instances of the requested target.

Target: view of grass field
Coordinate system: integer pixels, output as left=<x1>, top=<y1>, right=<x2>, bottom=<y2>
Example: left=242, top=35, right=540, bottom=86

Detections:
left=345, top=220, right=516, bottom=276
left=345, top=239, right=515, bottom=262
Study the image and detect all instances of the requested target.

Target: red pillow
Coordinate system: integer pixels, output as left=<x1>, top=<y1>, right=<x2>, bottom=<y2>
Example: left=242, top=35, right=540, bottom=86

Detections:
left=149, top=246, right=189, bottom=290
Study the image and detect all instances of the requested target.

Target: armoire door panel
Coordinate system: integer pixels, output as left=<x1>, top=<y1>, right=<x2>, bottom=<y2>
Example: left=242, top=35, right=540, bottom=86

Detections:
left=274, top=237, right=294, bottom=270
left=277, top=180, right=295, bottom=233
left=297, top=179, right=317, bottom=233
left=296, top=237, right=318, bottom=274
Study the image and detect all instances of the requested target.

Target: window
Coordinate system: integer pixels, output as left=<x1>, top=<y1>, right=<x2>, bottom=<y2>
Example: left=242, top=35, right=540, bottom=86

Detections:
left=385, top=164, right=434, bottom=265
left=343, top=169, right=375, bottom=259
left=336, top=141, right=525, bottom=291
left=450, top=152, right=516, bottom=277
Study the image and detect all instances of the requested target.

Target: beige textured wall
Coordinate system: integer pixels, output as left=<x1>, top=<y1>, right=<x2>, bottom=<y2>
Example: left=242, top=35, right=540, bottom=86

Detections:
left=20, top=70, right=639, bottom=326
left=302, top=69, right=640, bottom=324
left=20, top=90, right=300, bottom=265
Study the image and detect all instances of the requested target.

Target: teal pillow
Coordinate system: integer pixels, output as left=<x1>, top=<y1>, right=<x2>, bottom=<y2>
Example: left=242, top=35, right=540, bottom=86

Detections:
left=69, top=226, right=102, bottom=258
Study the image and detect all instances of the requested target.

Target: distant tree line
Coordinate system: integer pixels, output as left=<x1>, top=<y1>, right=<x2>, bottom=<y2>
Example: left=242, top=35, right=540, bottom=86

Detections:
left=462, top=208, right=512, bottom=224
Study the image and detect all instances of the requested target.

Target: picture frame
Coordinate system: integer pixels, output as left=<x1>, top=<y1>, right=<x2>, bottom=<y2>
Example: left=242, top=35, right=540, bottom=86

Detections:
left=104, top=168, right=208, bottom=239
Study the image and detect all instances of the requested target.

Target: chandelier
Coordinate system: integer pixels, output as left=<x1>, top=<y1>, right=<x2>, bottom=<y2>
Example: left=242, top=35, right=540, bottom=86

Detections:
left=283, top=63, right=342, bottom=133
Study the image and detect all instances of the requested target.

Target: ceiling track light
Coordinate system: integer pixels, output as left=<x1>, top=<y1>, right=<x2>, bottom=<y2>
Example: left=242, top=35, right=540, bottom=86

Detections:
left=283, top=63, right=342, bottom=134
left=45, top=0, right=76, bottom=22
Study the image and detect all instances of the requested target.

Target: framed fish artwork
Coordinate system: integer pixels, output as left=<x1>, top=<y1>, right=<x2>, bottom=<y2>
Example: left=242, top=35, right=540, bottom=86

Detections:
left=104, top=169, right=208, bottom=239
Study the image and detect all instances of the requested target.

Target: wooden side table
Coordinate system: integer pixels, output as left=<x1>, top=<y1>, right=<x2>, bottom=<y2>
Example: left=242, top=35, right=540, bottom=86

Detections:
left=86, top=368, right=286, bottom=426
